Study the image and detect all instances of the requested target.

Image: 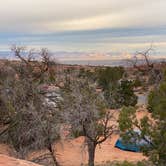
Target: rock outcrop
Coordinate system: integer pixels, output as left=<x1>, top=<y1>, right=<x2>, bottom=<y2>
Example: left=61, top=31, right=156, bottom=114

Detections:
left=0, top=154, right=43, bottom=166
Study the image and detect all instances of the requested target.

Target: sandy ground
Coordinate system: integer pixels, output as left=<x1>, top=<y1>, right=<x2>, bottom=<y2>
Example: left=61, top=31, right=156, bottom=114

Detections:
left=0, top=109, right=150, bottom=166
left=55, top=134, right=147, bottom=166
left=55, top=109, right=149, bottom=166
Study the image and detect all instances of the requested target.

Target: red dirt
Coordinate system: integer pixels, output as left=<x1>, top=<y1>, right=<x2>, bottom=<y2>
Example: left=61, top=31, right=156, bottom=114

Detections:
left=55, top=134, right=147, bottom=166
left=0, top=109, right=150, bottom=166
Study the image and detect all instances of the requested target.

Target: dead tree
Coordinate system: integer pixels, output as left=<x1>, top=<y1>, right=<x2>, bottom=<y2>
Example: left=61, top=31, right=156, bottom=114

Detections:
left=128, top=45, right=154, bottom=72
left=128, top=45, right=163, bottom=86
left=135, top=45, right=154, bottom=71
left=11, top=45, right=57, bottom=82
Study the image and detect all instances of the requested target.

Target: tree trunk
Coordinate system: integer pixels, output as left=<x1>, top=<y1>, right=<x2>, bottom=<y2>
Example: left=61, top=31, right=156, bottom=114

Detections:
left=87, top=139, right=96, bottom=166
left=48, top=144, right=59, bottom=166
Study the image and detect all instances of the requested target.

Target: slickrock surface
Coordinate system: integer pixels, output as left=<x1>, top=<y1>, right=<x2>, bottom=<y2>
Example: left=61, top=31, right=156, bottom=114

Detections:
left=0, top=154, right=43, bottom=166
left=0, top=144, right=14, bottom=156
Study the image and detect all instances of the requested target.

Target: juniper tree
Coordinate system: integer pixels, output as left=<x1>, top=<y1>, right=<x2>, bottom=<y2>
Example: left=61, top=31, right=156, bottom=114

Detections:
left=61, top=79, right=116, bottom=166
left=119, top=77, right=166, bottom=166
left=0, top=46, right=60, bottom=166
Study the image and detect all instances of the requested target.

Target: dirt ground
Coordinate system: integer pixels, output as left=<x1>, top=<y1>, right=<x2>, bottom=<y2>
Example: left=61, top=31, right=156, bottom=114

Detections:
left=55, top=134, right=147, bottom=166
left=0, top=109, right=150, bottom=166
left=55, top=109, right=149, bottom=166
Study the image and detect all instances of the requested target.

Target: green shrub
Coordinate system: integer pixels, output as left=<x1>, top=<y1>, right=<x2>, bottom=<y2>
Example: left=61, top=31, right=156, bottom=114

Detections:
left=96, top=160, right=153, bottom=166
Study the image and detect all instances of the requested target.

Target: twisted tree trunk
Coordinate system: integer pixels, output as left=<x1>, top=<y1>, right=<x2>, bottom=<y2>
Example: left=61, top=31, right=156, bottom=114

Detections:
left=48, top=144, right=59, bottom=166
left=87, top=139, right=96, bottom=166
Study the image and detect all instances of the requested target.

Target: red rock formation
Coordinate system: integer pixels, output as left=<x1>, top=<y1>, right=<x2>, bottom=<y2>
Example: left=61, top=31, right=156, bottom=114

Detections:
left=0, top=154, right=43, bottom=166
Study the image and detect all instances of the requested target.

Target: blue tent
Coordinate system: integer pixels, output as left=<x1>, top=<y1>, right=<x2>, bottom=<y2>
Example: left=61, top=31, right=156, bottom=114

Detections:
left=115, top=139, right=140, bottom=152
left=115, top=130, right=150, bottom=152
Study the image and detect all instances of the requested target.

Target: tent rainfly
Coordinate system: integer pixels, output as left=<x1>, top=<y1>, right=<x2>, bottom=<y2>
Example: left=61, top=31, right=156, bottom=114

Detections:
left=115, top=129, right=150, bottom=152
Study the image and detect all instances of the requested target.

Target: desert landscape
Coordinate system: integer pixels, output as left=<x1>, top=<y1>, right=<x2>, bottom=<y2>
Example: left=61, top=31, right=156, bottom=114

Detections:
left=0, top=108, right=150, bottom=166
left=0, top=52, right=165, bottom=166
left=0, top=1, right=166, bottom=166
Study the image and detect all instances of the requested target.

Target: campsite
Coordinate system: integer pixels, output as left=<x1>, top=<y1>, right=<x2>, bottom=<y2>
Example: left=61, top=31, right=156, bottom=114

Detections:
left=0, top=1, right=166, bottom=166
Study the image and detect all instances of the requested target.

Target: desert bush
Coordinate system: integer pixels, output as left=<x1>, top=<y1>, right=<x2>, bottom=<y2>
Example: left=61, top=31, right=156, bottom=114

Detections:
left=96, top=67, right=125, bottom=91
left=96, top=160, right=153, bottom=166
left=119, top=78, right=166, bottom=165
left=104, top=80, right=137, bottom=109
left=0, top=46, right=60, bottom=166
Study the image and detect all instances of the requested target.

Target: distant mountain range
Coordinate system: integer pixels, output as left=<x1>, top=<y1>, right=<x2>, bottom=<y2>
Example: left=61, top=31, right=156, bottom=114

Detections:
left=0, top=50, right=165, bottom=66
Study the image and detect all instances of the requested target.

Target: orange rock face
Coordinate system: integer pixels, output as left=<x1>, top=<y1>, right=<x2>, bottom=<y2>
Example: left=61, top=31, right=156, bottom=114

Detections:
left=0, top=154, right=43, bottom=166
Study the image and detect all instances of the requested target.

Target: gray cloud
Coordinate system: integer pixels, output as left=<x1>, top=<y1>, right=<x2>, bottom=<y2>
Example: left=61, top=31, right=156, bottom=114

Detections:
left=0, top=0, right=166, bottom=56
left=0, top=0, right=166, bottom=33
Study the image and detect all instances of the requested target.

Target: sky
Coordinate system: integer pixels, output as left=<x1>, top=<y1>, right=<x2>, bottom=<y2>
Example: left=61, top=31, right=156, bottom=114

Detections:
left=0, top=0, right=166, bottom=59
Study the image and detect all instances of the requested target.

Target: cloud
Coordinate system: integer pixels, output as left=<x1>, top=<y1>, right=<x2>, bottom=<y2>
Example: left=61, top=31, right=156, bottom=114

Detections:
left=0, top=0, right=166, bottom=56
left=0, top=0, right=166, bottom=33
